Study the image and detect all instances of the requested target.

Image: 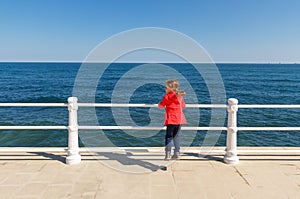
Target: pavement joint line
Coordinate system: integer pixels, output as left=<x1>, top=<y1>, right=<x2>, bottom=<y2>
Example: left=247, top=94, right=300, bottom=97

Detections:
left=233, top=166, right=251, bottom=186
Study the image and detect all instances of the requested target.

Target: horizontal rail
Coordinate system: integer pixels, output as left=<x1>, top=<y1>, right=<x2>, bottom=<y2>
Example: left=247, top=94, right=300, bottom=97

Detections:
left=0, top=126, right=68, bottom=130
left=238, top=127, right=300, bottom=131
left=77, top=103, right=227, bottom=108
left=1, top=103, right=300, bottom=109
left=0, top=147, right=68, bottom=152
left=78, top=103, right=158, bottom=107
left=186, top=104, right=227, bottom=108
left=0, top=103, right=67, bottom=107
left=238, top=105, right=300, bottom=108
left=1, top=126, right=299, bottom=131
left=0, top=103, right=227, bottom=108
left=79, top=126, right=227, bottom=131
left=0, top=126, right=226, bottom=131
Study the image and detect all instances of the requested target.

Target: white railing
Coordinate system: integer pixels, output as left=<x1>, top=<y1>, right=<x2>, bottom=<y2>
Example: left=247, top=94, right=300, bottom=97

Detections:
left=0, top=97, right=300, bottom=165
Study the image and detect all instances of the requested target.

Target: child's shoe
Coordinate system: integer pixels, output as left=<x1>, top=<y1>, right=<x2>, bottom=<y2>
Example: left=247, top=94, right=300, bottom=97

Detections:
left=164, top=152, right=171, bottom=161
left=172, top=152, right=180, bottom=160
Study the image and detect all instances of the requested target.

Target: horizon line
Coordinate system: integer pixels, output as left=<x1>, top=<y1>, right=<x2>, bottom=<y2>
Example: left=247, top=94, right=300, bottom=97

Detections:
left=0, top=61, right=299, bottom=64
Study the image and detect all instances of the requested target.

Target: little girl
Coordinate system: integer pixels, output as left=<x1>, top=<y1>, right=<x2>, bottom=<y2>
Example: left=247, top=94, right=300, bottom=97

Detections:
left=158, top=79, right=186, bottom=160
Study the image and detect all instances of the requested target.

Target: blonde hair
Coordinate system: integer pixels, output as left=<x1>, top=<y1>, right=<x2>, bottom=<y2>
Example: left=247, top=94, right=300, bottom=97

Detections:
left=166, top=79, right=186, bottom=96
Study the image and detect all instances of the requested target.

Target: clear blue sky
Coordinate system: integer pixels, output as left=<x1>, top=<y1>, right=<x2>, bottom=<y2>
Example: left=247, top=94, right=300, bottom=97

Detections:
left=0, top=0, right=300, bottom=63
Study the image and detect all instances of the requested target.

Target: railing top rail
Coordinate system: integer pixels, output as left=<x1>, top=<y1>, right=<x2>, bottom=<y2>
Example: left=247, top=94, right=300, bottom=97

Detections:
left=77, top=103, right=228, bottom=108
left=0, top=103, right=226, bottom=108
left=237, top=127, right=300, bottom=131
left=0, top=126, right=68, bottom=130
left=1, top=126, right=299, bottom=131
left=1, top=102, right=300, bottom=109
left=79, top=126, right=227, bottom=131
left=0, top=103, right=68, bottom=107
left=238, top=105, right=300, bottom=108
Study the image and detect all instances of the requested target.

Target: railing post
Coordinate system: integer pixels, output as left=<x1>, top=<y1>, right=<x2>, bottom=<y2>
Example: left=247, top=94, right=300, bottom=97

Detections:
left=66, top=97, right=81, bottom=165
left=224, top=98, right=239, bottom=164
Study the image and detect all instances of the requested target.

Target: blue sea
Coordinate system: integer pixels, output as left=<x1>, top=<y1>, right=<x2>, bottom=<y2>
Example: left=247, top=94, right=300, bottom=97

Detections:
left=0, top=62, right=300, bottom=147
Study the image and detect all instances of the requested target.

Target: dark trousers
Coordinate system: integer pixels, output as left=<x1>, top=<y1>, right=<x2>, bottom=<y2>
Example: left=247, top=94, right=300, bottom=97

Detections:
left=165, top=124, right=181, bottom=153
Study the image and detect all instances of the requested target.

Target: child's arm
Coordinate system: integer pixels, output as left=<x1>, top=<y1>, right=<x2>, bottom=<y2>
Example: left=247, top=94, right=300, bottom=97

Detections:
left=158, top=100, right=165, bottom=108
left=158, top=95, right=167, bottom=108
left=181, top=97, right=186, bottom=109
left=182, top=98, right=185, bottom=108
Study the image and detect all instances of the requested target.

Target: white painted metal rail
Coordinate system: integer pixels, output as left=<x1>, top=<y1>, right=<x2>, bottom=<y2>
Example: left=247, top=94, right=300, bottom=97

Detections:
left=237, top=127, right=300, bottom=131
left=78, top=126, right=227, bottom=131
left=0, top=126, right=68, bottom=130
left=77, top=103, right=227, bottom=108
left=0, top=103, right=67, bottom=107
left=238, top=104, right=300, bottom=108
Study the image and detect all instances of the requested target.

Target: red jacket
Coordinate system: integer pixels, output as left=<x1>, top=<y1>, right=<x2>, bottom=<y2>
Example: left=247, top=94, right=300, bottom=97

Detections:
left=158, top=91, right=186, bottom=126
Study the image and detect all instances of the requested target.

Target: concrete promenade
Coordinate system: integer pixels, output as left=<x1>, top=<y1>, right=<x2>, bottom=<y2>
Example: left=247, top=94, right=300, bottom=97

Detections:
left=0, top=147, right=299, bottom=199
